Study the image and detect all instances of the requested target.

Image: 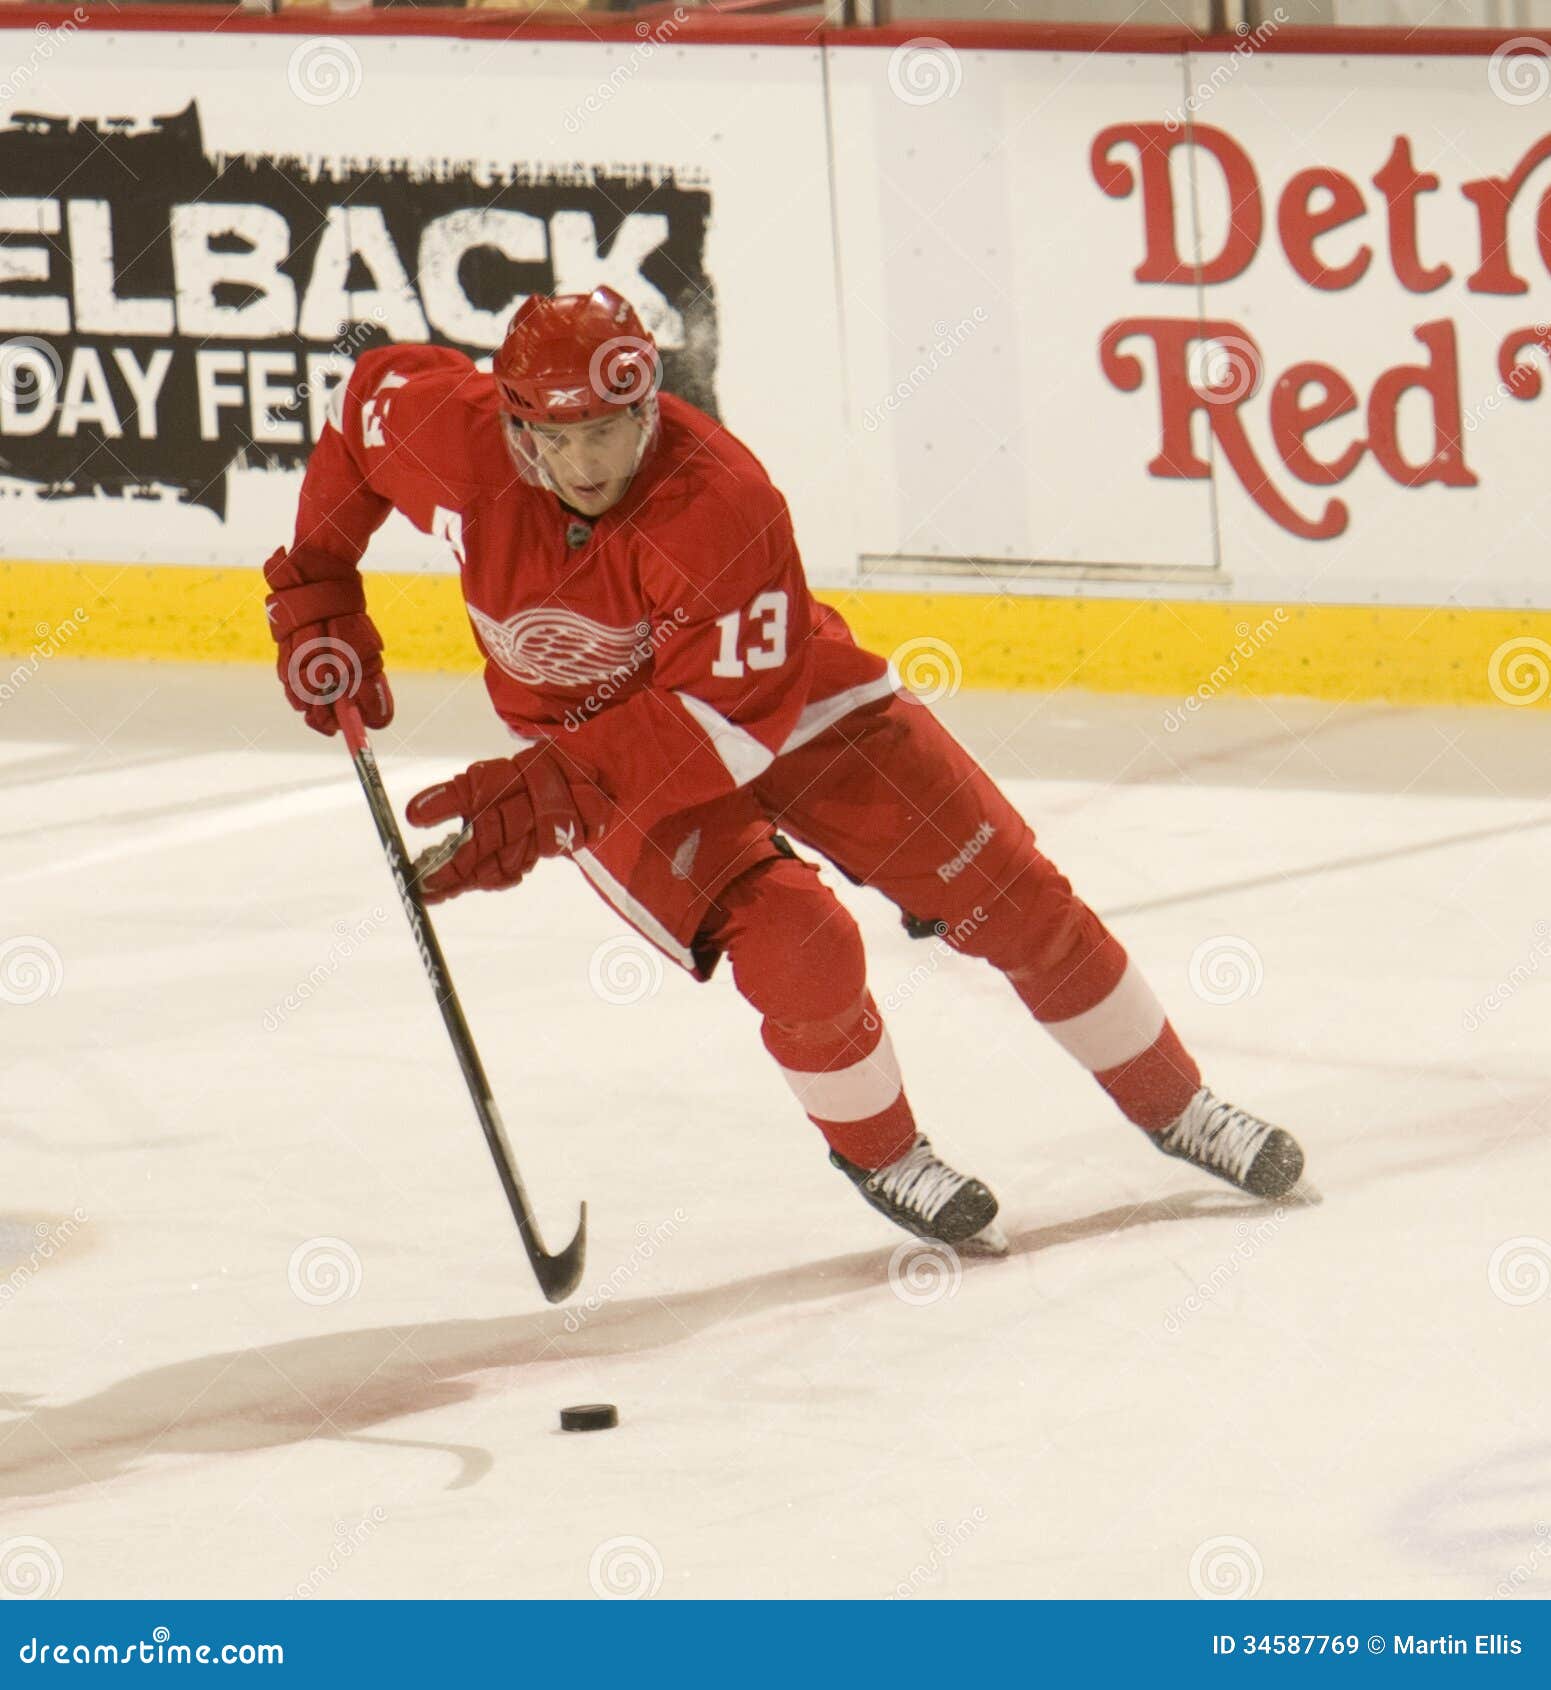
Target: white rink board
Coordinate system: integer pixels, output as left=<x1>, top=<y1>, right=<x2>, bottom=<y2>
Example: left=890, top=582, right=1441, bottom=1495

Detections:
left=1189, top=51, right=1551, bottom=609
left=3, top=26, right=1551, bottom=608
left=828, top=43, right=1551, bottom=607
left=826, top=45, right=1219, bottom=576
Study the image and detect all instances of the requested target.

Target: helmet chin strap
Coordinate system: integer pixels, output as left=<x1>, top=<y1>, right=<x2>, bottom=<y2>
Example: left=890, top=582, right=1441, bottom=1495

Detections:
left=624, top=393, right=660, bottom=474
left=501, top=397, right=660, bottom=502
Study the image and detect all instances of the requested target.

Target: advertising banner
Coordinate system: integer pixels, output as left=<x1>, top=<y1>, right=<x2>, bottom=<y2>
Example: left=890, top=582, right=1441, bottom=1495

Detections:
left=0, top=23, right=850, bottom=581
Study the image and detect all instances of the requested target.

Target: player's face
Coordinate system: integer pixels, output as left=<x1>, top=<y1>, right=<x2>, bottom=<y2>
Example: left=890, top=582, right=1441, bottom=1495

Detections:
left=519, top=410, right=647, bottom=515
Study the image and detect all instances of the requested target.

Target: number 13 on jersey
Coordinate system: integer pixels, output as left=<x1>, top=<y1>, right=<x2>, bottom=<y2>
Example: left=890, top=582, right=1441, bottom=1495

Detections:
left=711, top=590, right=789, bottom=678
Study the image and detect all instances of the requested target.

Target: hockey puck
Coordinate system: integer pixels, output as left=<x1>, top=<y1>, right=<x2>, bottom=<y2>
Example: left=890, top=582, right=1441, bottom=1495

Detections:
left=559, top=1403, right=618, bottom=1433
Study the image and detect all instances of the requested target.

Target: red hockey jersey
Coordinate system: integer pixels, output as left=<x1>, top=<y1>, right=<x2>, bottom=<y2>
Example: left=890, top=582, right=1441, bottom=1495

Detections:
left=290, top=344, right=895, bottom=834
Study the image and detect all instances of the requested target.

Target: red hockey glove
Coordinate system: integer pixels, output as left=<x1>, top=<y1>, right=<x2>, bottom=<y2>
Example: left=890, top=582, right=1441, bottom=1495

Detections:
left=263, top=545, right=394, bottom=736
left=405, top=745, right=609, bottom=904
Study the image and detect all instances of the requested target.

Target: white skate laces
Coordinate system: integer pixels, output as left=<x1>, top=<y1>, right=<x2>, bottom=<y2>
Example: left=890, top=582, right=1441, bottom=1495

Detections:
left=866, top=1137, right=968, bottom=1224
left=1160, top=1086, right=1274, bottom=1185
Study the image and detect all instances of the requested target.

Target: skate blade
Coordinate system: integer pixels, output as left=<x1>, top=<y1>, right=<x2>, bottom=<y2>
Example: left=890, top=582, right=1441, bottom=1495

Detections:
left=1281, top=1176, right=1324, bottom=1207
left=959, top=1218, right=1009, bottom=1257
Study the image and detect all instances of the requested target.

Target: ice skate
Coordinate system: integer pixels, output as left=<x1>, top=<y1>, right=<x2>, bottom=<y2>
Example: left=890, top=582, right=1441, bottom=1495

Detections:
left=1156, top=1085, right=1305, bottom=1200
left=831, top=1135, right=1007, bottom=1254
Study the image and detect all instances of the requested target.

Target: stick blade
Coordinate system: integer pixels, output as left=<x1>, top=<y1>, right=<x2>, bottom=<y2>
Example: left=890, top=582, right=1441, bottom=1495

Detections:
left=532, top=1201, right=588, bottom=1303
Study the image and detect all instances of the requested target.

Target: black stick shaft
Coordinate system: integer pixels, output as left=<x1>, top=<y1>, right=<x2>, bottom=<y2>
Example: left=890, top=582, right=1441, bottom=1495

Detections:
left=335, top=698, right=586, bottom=1303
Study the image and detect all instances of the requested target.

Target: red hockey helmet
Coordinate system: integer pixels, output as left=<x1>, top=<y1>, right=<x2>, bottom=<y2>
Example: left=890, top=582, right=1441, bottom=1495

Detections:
left=493, top=286, right=661, bottom=425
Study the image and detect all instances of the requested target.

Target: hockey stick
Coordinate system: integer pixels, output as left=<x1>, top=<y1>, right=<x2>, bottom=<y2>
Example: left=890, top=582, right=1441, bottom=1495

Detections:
left=333, top=694, right=587, bottom=1304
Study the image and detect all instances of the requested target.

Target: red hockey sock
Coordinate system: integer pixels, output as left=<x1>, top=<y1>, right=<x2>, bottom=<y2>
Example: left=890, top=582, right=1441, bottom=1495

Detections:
left=1090, top=1020, right=1201, bottom=1133
left=1005, top=900, right=1200, bottom=1133
left=709, top=857, right=919, bottom=1170
left=764, top=991, right=918, bottom=1169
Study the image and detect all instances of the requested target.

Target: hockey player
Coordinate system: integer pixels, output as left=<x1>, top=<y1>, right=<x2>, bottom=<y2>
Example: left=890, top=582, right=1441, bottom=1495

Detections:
left=264, top=286, right=1305, bottom=1255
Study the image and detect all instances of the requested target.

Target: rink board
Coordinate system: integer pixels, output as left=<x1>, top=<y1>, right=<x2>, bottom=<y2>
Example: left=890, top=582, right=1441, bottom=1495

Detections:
left=2, top=13, right=1551, bottom=705
left=5, top=556, right=1551, bottom=709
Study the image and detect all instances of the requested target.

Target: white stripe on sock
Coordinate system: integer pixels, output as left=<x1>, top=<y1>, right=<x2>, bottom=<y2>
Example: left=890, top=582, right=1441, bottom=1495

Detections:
left=1040, top=959, right=1166, bottom=1073
left=778, top=1027, right=903, bottom=1123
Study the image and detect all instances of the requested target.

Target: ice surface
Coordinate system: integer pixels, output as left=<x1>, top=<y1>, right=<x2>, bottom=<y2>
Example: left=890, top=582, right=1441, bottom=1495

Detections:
left=1, top=664, right=1548, bottom=1600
